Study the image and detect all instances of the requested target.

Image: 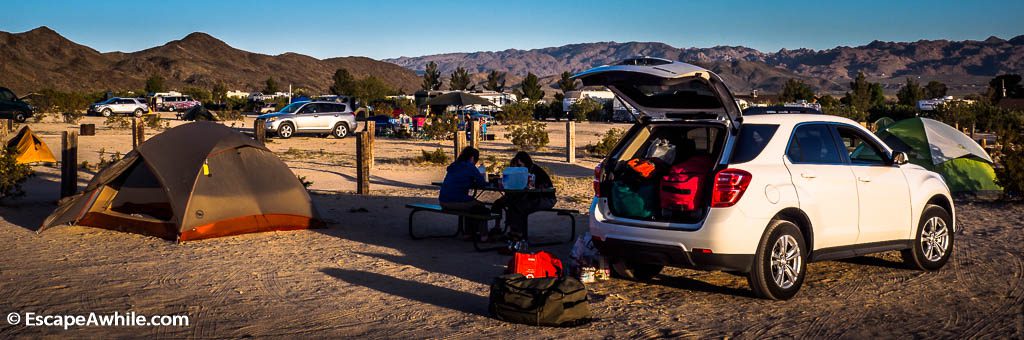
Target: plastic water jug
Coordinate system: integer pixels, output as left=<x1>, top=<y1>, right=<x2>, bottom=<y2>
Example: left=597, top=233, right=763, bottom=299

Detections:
left=502, top=167, right=530, bottom=190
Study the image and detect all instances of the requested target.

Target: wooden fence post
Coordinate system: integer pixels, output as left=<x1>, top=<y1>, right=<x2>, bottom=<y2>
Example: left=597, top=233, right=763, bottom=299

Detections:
left=356, top=131, right=371, bottom=195
left=454, top=130, right=466, bottom=160
left=469, top=120, right=480, bottom=149
left=0, top=119, right=8, bottom=139
left=60, top=131, right=78, bottom=199
left=131, top=117, right=145, bottom=149
left=254, top=118, right=266, bottom=145
left=365, top=121, right=375, bottom=170
left=565, top=121, right=576, bottom=163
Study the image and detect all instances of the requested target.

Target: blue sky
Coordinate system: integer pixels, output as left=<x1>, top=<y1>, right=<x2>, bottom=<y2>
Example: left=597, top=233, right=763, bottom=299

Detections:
left=2, top=0, right=1022, bottom=59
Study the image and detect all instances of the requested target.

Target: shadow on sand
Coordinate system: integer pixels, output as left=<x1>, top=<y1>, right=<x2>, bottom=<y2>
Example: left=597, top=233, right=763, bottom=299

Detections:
left=320, top=268, right=489, bottom=316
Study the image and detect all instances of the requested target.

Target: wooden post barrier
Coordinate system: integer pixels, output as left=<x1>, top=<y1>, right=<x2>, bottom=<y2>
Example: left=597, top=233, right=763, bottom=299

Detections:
left=565, top=121, right=576, bottom=163
left=356, top=131, right=371, bottom=195
left=469, top=120, right=480, bottom=150
left=365, top=121, right=375, bottom=170
left=454, top=130, right=466, bottom=160
left=256, top=117, right=268, bottom=144
left=0, top=119, right=11, bottom=139
left=60, top=131, right=78, bottom=199
left=131, top=117, right=145, bottom=149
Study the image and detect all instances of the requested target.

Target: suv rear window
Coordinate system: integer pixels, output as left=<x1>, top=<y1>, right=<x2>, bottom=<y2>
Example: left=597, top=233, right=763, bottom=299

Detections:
left=731, top=124, right=779, bottom=164
left=787, top=124, right=842, bottom=164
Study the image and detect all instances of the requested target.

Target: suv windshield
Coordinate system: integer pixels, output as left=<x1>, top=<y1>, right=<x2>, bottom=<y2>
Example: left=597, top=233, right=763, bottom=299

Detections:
left=280, top=102, right=304, bottom=113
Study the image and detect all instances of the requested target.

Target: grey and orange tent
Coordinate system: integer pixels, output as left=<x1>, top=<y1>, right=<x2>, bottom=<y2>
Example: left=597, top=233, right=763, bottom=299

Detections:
left=40, top=121, right=321, bottom=241
left=5, top=126, right=57, bottom=164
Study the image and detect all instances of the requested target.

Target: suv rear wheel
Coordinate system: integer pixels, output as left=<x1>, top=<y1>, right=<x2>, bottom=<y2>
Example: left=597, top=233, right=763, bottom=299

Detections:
left=13, top=112, right=27, bottom=123
left=101, top=108, right=112, bottom=117
left=611, top=260, right=663, bottom=281
left=748, top=219, right=806, bottom=300
left=133, top=109, right=144, bottom=117
left=332, top=122, right=349, bottom=138
left=278, top=123, right=294, bottom=139
left=902, top=204, right=953, bottom=271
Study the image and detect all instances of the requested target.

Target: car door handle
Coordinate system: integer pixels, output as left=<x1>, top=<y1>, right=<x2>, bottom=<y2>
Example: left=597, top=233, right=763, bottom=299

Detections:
left=800, top=172, right=816, bottom=179
left=857, top=176, right=872, bottom=182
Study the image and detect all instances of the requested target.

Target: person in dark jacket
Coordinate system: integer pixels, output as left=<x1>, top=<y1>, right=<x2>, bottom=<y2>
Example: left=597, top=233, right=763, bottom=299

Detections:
left=439, top=146, right=495, bottom=240
left=492, top=152, right=557, bottom=241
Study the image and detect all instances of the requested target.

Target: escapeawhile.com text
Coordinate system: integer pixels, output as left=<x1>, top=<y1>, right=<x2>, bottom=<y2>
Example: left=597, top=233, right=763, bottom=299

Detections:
left=7, top=311, right=189, bottom=330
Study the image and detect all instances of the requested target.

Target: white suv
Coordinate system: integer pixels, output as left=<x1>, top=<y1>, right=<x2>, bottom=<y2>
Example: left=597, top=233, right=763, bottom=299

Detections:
left=576, top=58, right=955, bottom=300
left=258, top=101, right=356, bottom=139
left=89, top=97, right=149, bottom=117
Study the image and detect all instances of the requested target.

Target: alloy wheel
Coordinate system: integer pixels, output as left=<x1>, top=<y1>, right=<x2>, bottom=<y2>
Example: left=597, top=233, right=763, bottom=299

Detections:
left=770, top=234, right=802, bottom=289
left=920, top=216, right=949, bottom=262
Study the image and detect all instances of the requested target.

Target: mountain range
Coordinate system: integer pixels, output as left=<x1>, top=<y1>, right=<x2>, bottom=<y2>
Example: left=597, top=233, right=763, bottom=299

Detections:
left=386, top=37, right=1024, bottom=95
left=0, top=26, right=421, bottom=95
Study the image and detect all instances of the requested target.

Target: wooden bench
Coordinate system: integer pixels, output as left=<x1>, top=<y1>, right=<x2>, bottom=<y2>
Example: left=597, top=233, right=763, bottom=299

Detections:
left=406, top=203, right=579, bottom=251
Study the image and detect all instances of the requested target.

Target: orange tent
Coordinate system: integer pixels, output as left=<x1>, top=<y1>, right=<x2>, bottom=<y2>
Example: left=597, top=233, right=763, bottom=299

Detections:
left=5, top=126, right=57, bottom=164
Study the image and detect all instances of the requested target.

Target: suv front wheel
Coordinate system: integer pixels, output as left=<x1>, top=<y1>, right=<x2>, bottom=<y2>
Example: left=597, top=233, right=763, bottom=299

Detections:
left=101, top=108, right=112, bottom=117
left=748, top=219, right=807, bottom=300
left=278, top=123, right=295, bottom=139
left=13, top=112, right=27, bottom=123
left=902, top=204, right=953, bottom=271
left=332, top=123, right=349, bottom=139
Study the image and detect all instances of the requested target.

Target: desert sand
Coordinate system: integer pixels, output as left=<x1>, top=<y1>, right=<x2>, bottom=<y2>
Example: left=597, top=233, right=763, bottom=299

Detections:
left=0, top=114, right=1021, bottom=338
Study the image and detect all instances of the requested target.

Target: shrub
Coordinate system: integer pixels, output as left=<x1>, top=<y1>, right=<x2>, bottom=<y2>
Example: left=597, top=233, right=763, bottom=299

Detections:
left=104, top=115, right=131, bottom=129
left=416, top=148, right=450, bottom=164
left=570, top=98, right=603, bottom=122
left=297, top=175, right=313, bottom=189
left=217, top=110, right=243, bottom=121
left=32, top=112, right=48, bottom=123
left=585, top=128, right=625, bottom=157
left=505, top=121, right=549, bottom=151
left=62, top=111, right=85, bottom=124
left=144, top=114, right=164, bottom=130
left=496, top=101, right=534, bottom=124
left=483, top=154, right=506, bottom=174
left=0, top=146, right=34, bottom=202
left=823, top=105, right=869, bottom=122
left=423, top=114, right=457, bottom=140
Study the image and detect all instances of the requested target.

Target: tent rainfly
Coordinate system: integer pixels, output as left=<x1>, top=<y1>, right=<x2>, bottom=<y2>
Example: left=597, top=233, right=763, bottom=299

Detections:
left=876, top=117, right=1001, bottom=193
left=40, top=122, right=321, bottom=241
left=5, top=126, right=56, bottom=164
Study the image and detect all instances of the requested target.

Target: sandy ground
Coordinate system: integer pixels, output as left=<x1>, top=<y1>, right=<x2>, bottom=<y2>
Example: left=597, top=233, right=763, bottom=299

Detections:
left=1, top=114, right=1022, bottom=338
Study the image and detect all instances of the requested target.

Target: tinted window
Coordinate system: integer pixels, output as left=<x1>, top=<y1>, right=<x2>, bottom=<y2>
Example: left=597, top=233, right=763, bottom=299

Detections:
left=836, top=126, right=887, bottom=165
left=731, top=124, right=779, bottom=164
left=299, top=104, right=317, bottom=113
left=787, top=124, right=842, bottom=164
left=319, top=103, right=340, bottom=112
left=0, top=89, right=14, bottom=101
left=612, top=77, right=723, bottom=110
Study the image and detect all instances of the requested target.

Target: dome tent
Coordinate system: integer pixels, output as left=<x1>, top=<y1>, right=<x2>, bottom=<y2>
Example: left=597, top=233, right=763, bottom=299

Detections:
left=5, top=126, right=56, bottom=164
left=40, top=122, right=321, bottom=241
left=875, top=117, right=1000, bottom=193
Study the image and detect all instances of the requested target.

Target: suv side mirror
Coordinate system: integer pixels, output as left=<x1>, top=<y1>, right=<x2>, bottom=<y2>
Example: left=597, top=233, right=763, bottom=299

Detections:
left=892, top=151, right=909, bottom=165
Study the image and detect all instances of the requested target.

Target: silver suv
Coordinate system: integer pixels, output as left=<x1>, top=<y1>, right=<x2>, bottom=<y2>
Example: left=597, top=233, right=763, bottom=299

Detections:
left=89, top=97, right=149, bottom=117
left=259, top=101, right=356, bottom=139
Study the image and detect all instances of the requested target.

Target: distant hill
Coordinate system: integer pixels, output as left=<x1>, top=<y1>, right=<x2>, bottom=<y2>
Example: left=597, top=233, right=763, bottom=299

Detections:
left=0, top=27, right=422, bottom=94
left=386, top=37, right=1024, bottom=95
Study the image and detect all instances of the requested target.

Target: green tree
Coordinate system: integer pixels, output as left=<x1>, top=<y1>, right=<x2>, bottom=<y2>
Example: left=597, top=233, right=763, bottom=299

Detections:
left=779, top=79, right=814, bottom=102
left=505, top=121, right=550, bottom=151
left=144, top=74, right=165, bottom=94
left=263, top=77, right=279, bottom=94
left=896, top=77, right=925, bottom=106
left=823, top=105, right=868, bottom=122
left=842, top=72, right=877, bottom=110
left=987, top=74, right=1024, bottom=102
left=0, top=146, right=33, bottom=202
left=933, top=101, right=976, bottom=129
left=570, top=98, right=604, bottom=122
left=924, top=81, right=947, bottom=99
left=449, top=67, right=471, bottom=91
left=484, top=70, right=506, bottom=92
left=869, top=83, right=886, bottom=107
left=352, top=76, right=394, bottom=105
left=330, top=68, right=357, bottom=96
left=496, top=100, right=534, bottom=124
left=422, top=61, right=442, bottom=91
left=212, top=82, right=227, bottom=104
left=817, top=94, right=839, bottom=107
left=182, top=87, right=212, bottom=103
left=516, top=72, right=544, bottom=102
left=557, top=71, right=578, bottom=94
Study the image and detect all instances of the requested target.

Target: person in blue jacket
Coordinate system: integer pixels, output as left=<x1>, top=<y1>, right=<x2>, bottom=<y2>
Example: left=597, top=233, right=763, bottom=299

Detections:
left=439, top=146, right=496, bottom=241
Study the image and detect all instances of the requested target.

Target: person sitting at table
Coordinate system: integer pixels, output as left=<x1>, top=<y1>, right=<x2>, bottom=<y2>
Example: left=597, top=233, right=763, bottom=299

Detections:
left=491, top=151, right=557, bottom=241
left=439, top=146, right=497, bottom=241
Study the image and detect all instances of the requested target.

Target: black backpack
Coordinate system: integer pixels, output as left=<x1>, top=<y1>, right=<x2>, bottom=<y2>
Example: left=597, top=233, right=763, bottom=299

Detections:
left=488, top=273, right=591, bottom=327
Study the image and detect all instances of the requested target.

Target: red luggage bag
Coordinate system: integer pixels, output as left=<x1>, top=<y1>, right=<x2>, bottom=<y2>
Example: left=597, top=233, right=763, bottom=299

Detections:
left=660, top=155, right=714, bottom=211
left=507, top=251, right=563, bottom=279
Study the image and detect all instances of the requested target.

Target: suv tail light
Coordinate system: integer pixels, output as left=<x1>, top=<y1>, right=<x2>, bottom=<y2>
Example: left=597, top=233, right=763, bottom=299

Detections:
left=593, top=163, right=604, bottom=197
left=711, top=169, right=752, bottom=208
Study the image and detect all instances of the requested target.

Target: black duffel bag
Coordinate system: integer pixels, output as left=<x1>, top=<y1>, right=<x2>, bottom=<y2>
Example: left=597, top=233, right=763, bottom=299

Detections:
left=488, top=273, right=591, bottom=326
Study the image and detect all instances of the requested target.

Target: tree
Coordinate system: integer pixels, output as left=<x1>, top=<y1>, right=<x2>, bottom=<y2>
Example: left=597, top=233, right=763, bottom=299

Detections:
left=422, top=61, right=442, bottom=91
left=557, top=71, right=578, bottom=94
left=516, top=72, right=544, bottom=102
left=987, top=74, right=1024, bottom=103
left=896, top=77, right=925, bottom=106
left=182, top=87, right=212, bottom=103
left=869, top=83, right=886, bottom=107
left=144, top=74, right=165, bottom=94
left=842, top=72, right=883, bottom=110
left=330, top=68, right=357, bottom=96
left=263, top=77, right=279, bottom=94
left=484, top=70, right=506, bottom=92
left=925, top=81, right=947, bottom=99
left=352, top=76, right=394, bottom=105
left=570, top=98, right=603, bottom=122
left=212, top=82, right=227, bottom=104
left=449, top=67, right=471, bottom=91
left=779, top=79, right=814, bottom=102
left=817, top=94, right=839, bottom=107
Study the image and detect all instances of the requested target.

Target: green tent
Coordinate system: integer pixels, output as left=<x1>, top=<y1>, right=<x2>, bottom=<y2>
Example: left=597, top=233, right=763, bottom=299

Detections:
left=876, top=117, right=1000, bottom=193
left=873, top=117, right=896, bottom=131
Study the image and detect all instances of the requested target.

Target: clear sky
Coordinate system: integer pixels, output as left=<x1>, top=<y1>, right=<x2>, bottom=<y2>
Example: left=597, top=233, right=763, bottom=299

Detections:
left=2, top=0, right=1022, bottom=59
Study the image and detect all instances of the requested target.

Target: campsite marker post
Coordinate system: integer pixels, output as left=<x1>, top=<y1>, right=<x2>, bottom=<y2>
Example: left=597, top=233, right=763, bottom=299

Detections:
left=356, top=131, right=371, bottom=195
left=566, top=121, right=576, bottom=163
left=0, top=119, right=11, bottom=138
left=454, top=128, right=467, bottom=159
left=469, top=120, right=480, bottom=149
left=131, top=117, right=145, bottom=149
left=60, top=131, right=78, bottom=199
left=254, top=118, right=266, bottom=145
left=365, top=121, right=375, bottom=170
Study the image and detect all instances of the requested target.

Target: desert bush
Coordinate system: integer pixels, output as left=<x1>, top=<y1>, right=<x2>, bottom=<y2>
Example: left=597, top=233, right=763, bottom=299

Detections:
left=144, top=114, right=164, bottom=130
left=496, top=101, right=534, bottom=124
left=505, top=121, right=549, bottom=151
left=217, top=110, right=243, bottom=121
left=585, top=128, right=625, bottom=157
left=570, top=98, right=604, bottom=122
left=416, top=148, right=450, bottom=164
left=62, top=111, right=85, bottom=124
left=483, top=154, right=506, bottom=174
left=104, top=115, right=131, bottom=129
left=823, top=105, right=869, bottom=122
left=297, top=175, right=313, bottom=189
left=423, top=114, right=457, bottom=140
left=0, top=146, right=34, bottom=202
left=31, top=112, right=48, bottom=123
left=95, top=148, right=123, bottom=170
left=995, top=112, right=1024, bottom=197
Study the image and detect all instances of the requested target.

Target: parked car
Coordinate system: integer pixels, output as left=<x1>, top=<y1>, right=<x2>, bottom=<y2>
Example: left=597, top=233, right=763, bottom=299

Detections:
left=156, top=95, right=201, bottom=112
left=576, top=57, right=955, bottom=300
left=258, top=101, right=356, bottom=139
left=0, top=87, right=33, bottom=122
left=89, top=97, right=149, bottom=117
